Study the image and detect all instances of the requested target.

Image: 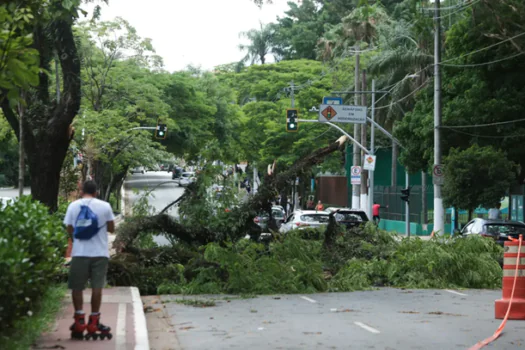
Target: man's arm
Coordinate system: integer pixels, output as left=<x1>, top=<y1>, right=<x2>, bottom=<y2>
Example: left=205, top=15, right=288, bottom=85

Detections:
left=67, top=225, right=74, bottom=237
left=107, top=221, right=115, bottom=233
left=106, top=203, right=116, bottom=233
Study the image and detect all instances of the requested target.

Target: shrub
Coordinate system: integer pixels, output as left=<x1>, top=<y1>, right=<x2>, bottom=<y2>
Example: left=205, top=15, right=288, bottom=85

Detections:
left=0, top=196, right=67, bottom=330
left=330, top=235, right=503, bottom=290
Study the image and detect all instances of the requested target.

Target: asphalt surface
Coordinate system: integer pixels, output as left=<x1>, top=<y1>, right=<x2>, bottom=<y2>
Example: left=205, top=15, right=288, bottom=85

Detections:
left=0, top=186, right=30, bottom=199
left=162, top=288, right=525, bottom=350
left=124, top=171, right=185, bottom=245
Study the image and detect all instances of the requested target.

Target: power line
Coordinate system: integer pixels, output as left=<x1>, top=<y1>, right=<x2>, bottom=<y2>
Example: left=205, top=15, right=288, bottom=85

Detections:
left=440, top=31, right=525, bottom=65
left=421, top=0, right=477, bottom=11
left=441, top=126, right=525, bottom=139
left=441, top=51, right=525, bottom=67
left=374, top=79, right=429, bottom=110
left=433, top=0, right=480, bottom=19
left=443, top=118, right=525, bottom=128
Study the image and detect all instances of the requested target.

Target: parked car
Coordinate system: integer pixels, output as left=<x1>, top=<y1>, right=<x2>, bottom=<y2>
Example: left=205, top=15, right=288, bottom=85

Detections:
left=178, top=172, right=196, bottom=187
left=279, top=210, right=330, bottom=234
left=130, top=166, right=145, bottom=174
left=147, top=164, right=160, bottom=172
left=456, top=218, right=525, bottom=246
left=325, top=207, right=369, bottom=230
left=172, top=167, right=183, bottom=180
left=254, top=206, right=286, bottom=232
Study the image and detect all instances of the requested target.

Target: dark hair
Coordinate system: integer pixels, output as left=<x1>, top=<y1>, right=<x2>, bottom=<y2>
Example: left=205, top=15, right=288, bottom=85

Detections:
left=82, top=180, right=97, bottom=195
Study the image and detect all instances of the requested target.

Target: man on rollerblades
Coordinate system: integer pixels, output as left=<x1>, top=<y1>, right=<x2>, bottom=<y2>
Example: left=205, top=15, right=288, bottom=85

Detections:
left=64, top=180, right=115, bottom=340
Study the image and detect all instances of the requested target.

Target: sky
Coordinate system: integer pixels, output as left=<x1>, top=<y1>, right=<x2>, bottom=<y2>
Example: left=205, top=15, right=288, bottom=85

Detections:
left=85, top=0, right=294, bottom=72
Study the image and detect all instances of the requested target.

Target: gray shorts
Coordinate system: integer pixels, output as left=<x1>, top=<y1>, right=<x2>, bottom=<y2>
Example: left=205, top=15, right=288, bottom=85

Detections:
left=68, top=257, right=109, bottom=290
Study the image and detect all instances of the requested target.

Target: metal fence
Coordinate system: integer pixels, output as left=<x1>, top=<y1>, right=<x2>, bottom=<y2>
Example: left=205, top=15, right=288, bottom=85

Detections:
left=373, top=185, right=440, bottom=224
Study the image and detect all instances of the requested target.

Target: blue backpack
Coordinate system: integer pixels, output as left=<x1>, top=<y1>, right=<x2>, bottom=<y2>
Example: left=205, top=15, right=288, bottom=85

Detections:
left=74, top=200, right=100, bottom=240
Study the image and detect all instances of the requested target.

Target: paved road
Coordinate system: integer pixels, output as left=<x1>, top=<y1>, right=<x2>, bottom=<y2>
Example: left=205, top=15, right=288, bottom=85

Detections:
left=0, top=186, right=30, bottom=199
left=124, top=171, right=185, bottom=245
left=162, top=288, right=524, bottom=350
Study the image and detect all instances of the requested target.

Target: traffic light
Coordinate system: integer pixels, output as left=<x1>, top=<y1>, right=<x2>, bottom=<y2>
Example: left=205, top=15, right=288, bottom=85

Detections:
left=400, top=187, right=410, bottom=203
left=155, top=123, right=167, bottom=139
left=286, top=108, right=298, bottom=132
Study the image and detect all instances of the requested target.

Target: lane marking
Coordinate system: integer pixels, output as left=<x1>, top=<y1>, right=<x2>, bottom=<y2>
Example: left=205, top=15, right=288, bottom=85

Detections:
left=300, top=296, right=317, bottom=303
left=131, top=287, right=150, bottom=350
left=445, top=289, right=468, bottom=296
left=116, top=303, right=127, bottom=350
left=354, top=321, right=380, bottom=334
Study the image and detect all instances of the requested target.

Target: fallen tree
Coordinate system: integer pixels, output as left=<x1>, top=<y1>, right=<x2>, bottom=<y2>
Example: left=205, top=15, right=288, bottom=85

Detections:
left=113, top=136, right=349, bottom=251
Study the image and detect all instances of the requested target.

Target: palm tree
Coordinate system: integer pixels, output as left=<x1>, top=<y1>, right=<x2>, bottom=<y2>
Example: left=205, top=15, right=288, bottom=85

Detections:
left=368, top=16, right=434, bottom=222
left=316, top=3, right=390, bottom=61
left=238, top=22, right=275, bottom=65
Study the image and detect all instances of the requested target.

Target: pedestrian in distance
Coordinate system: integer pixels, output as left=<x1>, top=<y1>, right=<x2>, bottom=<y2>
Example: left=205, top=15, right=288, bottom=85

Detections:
left=315, top=200, right=324, bottom=211
left=306, top=197, right=314, bottom=210
left=488, top=202, right=503, bottom=220
left=64, top=180, right=115, bottom=341
left=372, top=201, right=388, bottom=225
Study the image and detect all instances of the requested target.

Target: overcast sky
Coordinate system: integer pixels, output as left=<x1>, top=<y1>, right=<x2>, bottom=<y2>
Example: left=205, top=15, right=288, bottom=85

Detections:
left=86, top=0, right=293, bottom=72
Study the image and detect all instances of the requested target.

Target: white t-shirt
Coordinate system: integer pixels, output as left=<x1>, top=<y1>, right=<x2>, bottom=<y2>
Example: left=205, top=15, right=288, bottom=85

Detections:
left=64, top=198, right=115, bottom=258
left=488, top=208, right=502, bottom=220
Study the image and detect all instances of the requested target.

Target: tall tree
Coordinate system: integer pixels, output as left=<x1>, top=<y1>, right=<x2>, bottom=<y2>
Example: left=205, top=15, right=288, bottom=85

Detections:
left=0, top=0, right=85, bottom=212
left=239, top=22, right=275, bottom=65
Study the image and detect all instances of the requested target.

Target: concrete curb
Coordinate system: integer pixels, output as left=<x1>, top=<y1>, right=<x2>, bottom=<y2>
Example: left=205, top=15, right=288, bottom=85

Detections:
left=131, top=287, right=150, bottom=350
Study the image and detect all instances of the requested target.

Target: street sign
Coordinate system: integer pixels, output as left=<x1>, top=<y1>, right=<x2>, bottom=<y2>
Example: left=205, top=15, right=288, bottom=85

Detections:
left=323, top=96, right=343, bottom=105
left=351, top=166, right=361, bottom=185
left=433, top=164, right=445, bottom=185
left=363, top=154, right=377, bottom=171
left=318, top=104, right=367, bottom=124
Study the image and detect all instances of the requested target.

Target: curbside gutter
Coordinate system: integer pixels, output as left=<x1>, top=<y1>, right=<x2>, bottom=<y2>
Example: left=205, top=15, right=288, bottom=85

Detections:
left=131, top=287, right=150, bottom=350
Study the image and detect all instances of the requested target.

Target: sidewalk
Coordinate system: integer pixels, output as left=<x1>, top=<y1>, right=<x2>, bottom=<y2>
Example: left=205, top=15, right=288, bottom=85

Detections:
left=33, top=287, right=149, bottom=350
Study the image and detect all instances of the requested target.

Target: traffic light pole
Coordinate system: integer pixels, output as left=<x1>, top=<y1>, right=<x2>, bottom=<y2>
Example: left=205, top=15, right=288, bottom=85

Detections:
left=406, top=171, right=410, bottom=238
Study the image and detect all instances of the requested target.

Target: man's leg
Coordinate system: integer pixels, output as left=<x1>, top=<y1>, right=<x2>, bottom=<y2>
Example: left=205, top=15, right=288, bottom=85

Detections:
left=69, top=257, right=89, bottom=311
left=89, top=258, right=109, bottom=313
left=68, top=257, right=89, bottom=337
left=91, top=289, right=102, bottom=313
left=86, top=258, right=112, bottom=338
left=72, top=290, right=84, bottom=311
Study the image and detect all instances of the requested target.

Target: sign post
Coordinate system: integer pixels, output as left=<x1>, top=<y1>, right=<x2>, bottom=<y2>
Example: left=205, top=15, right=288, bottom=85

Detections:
left=323, top=96, right=343, bottom=105
left=351, top=166, right=361, bottom=185
left=318, top=104, right=367, bottom=124
left=363, top=154, right=376, bottom=171
left=433, top=165, right=444, bottom=185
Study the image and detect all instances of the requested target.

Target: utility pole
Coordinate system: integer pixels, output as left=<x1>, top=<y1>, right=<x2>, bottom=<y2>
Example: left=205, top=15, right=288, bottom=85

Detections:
left=433, top=0, right=445, bottom=235
left=352, top=49, right=361, bottom=209
left=405, top=172, right=410, bottom=238
left=368, top=80, right=376, bottom=220
left=18, top=93, right=25, bottom=198
left=290, top=80, right=299, bottom=211
left=360, top=69, right=368, bottom=212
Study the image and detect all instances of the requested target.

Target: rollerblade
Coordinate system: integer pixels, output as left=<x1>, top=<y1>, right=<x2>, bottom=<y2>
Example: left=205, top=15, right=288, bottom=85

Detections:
left=85, top=313, right=113, bottom=340
left=70, top=313, right=86, bottom=340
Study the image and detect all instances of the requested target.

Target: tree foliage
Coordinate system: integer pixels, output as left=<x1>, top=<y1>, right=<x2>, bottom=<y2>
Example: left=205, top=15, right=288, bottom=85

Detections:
left=442, top=145, right=515, bottom=214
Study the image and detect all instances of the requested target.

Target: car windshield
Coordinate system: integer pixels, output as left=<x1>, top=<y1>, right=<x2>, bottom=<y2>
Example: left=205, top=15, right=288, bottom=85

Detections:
left=335, top=212, right=367, bottom=222
left=300, top=214, right=330, bottom=223
left=484, top=224, right=525, bottom=235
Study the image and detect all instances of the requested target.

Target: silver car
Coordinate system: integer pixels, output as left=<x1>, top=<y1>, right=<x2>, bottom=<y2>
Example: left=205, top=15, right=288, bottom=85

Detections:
left=130, top=166, right=145, bottom=174
left=178, top=172, right=196, bottom=187
left=279, top=210, right=330, bottom=233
